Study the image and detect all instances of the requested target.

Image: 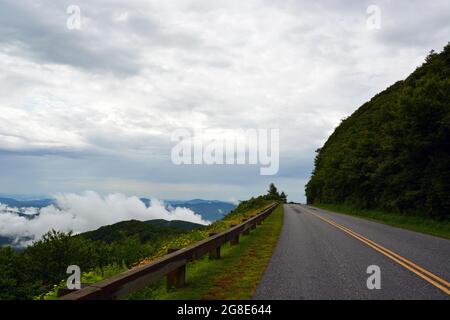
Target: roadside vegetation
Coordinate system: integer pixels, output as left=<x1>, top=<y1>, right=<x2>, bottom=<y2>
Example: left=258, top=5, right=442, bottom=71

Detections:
left=128, top=204, right=284, bottom=300
left=314, top=203, right=450, bottom=239
left=0, top=184, right=286, bottom=299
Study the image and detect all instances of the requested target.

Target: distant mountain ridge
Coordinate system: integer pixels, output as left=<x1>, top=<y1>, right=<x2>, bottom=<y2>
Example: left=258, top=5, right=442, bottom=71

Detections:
left=145, top=219, right=205, bottom=230
left=0, top=236, right=12, bottom=246
left=166, top=199, right=228, bottom=205
left=0, top=197, right=54, bottom=208
left=78, top=219, right=203, bottom=244
left=140, top=198, right=236, bottom=221
left=0, top=197, right=235, bottom=222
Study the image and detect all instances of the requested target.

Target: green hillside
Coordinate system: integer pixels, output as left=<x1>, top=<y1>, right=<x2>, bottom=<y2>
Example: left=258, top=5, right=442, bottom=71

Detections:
left=306, top=43, right=450, bottom=219
left=79, top=220, right=190, bottom=244
left=144, top=219, right=204, bottom=231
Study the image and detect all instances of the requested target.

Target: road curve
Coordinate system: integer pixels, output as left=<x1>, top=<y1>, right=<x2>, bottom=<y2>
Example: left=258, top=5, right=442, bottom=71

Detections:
left=253, top=204, right=450, bottom=299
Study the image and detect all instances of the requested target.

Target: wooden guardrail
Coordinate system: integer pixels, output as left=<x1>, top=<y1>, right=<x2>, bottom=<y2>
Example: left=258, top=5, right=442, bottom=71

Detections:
left=59, top=202, right=279, bottom=300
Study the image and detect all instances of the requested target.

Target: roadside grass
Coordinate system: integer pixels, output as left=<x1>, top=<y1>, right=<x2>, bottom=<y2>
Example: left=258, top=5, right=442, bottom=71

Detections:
left=128, top=205, right=284, bottom=300
left=314, top=203, right=450, bottom=240
left=39, top=202, right=275, bottom=300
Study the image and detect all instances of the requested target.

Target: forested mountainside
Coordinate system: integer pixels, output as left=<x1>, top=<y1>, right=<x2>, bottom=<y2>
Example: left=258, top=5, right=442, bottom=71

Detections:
left=79, top=219, right=203, bottom=243
left=306, top=43, right=450, bottom=218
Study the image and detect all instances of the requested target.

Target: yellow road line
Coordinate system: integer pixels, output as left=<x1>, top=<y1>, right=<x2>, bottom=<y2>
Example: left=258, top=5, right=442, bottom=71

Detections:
left=303, top=207, right=450, bottom=296
left=320, top=213, right=450, bottom=288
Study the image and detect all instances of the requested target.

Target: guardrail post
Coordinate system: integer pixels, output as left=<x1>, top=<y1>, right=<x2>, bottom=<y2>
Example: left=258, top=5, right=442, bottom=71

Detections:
left=229, top=224, right=239, bottom=245
left=251, top=223, right=256, bottom=230
left=210, top=246, right=221, bottom=259
left=242, top=219, right=250, bottom=235
left=166, top=248, right=186, bottom=290
left=209, top=233, right=221, bottom=259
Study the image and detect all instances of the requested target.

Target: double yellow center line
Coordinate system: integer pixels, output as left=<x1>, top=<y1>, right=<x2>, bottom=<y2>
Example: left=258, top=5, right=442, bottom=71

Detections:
left=303, top=207, right=450, bottom=296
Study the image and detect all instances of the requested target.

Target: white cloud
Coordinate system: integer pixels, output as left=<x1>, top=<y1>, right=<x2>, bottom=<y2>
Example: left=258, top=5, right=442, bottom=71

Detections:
left=0, top=191, right=209, bottom=247
left=228, top=197, right=240, bottom=205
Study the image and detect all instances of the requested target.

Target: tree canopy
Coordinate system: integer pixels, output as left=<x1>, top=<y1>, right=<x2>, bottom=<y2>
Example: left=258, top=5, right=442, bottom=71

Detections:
left=306, top=43, right=450, bottom=219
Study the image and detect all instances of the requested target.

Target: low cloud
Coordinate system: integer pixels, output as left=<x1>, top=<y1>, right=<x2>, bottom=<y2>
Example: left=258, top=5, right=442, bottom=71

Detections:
left=228, top=197, right=240, bottom=205
left=0, top=191, right=209, bottom=247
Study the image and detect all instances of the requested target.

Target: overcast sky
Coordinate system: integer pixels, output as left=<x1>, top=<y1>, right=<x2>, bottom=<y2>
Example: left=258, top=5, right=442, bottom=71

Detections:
left=0, top=0, right=449, bottom=202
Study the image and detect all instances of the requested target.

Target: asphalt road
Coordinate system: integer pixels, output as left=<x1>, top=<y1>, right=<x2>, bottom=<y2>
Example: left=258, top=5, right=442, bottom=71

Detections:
left=253, top=204, right=450, bottom=299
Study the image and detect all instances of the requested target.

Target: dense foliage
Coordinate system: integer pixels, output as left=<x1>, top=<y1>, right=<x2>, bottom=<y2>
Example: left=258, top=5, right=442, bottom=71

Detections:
left=144, top=219, right=204, bottom=231
left=306, top=43, right=450, bottom=218
left=79, top=220, right=186, bottom=243
left=0, top=230, right=156, bottom=299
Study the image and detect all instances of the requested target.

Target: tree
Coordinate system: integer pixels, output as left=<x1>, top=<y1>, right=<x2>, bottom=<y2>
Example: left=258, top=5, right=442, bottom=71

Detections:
left=0, top=246, right=38, bottom=299
left=265, top=183, right=288, bottom=203
left=25, top=230, right=97, bottom=288
left=268, top=183, right=279, bottom=198
left=280, top=192, right=287, bottom=203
